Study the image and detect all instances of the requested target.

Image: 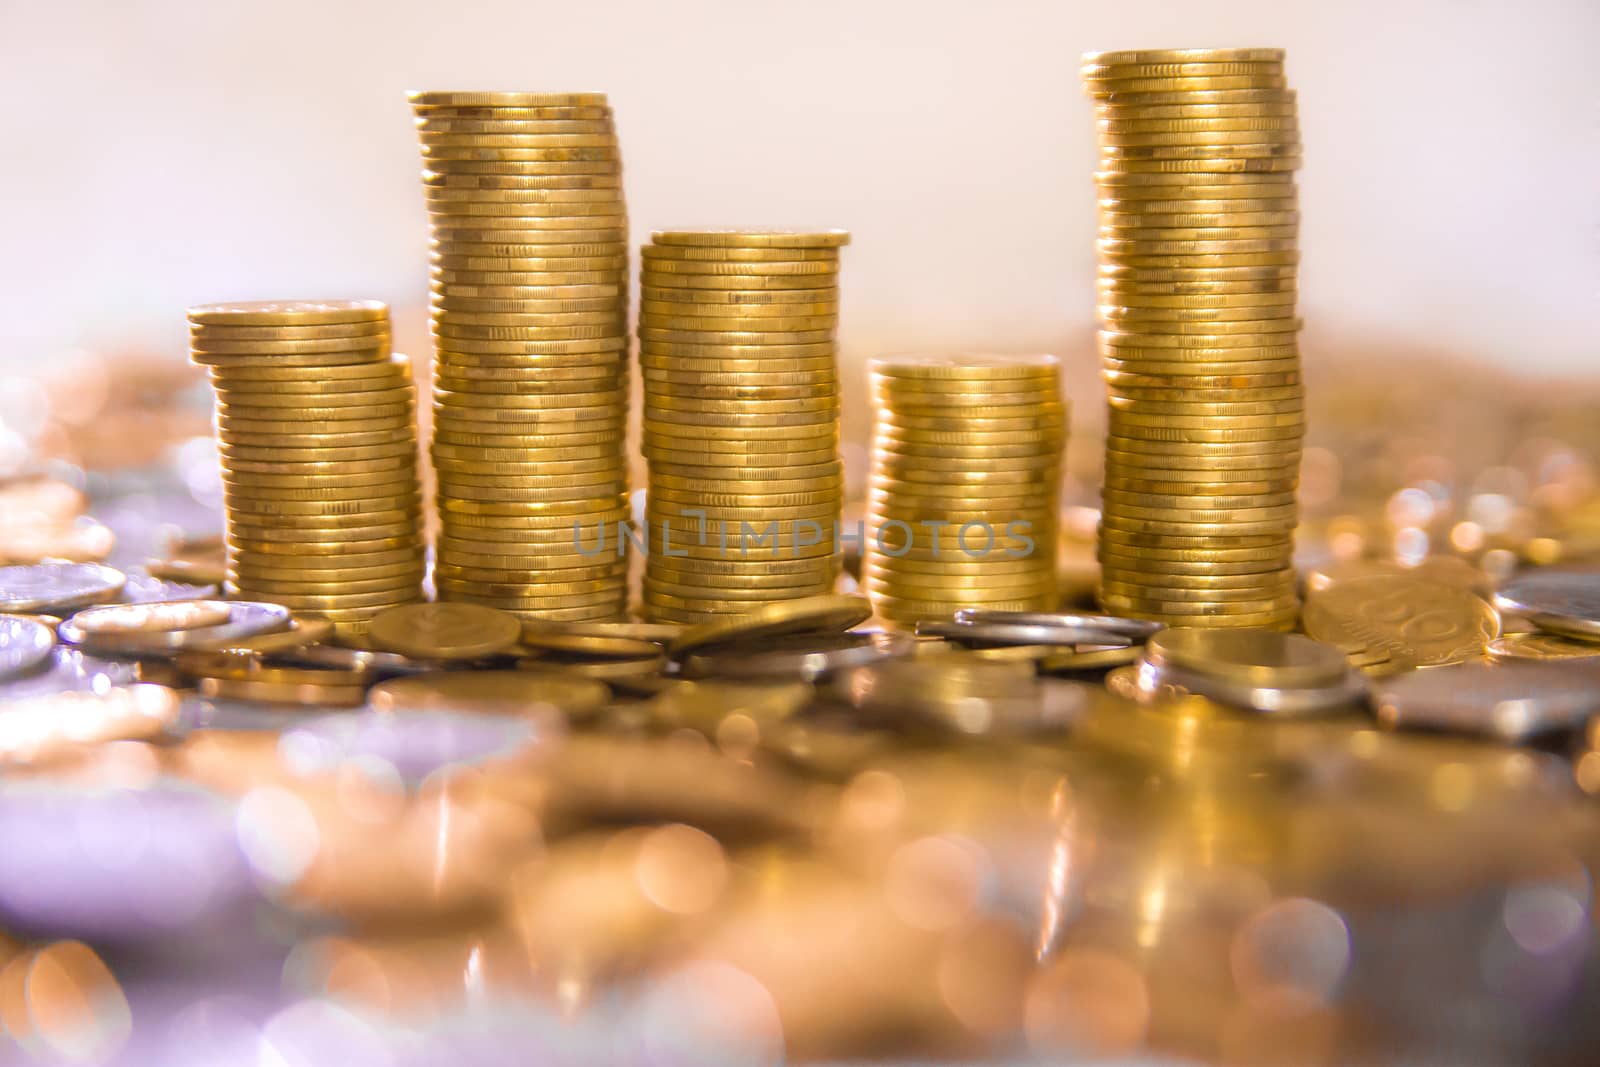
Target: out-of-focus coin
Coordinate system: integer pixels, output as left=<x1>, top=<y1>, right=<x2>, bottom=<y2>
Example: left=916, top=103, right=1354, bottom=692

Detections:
left=952, top=609, right=1160, bottom=640
left=367, top=669, right=610, bottom=720
left=1372, top=661, right=1600, bottom=742
left=0, top=563, right=126, bottom=614
left=0, top=614, right=55, bottom=680
left=0, top=684, right=180, bottom=766
left=667, top=595, right=871, bottom=654
left=679, top=631, right=914, bottom=681
left=1491, top=569, right=1600, bottom=640
left=1487, top=631, right=1600, bottom=663
left=1303, top=574, right=1501, bottom=674
left=1145, top=627, right=1348, bottom=688
left=367, top=603, right=524, bottom=660
left=916, top=618, right=1135, bottom=648
left=648, top=679, right=815, bottom=736
left=58, top=600, right=293, bottom=656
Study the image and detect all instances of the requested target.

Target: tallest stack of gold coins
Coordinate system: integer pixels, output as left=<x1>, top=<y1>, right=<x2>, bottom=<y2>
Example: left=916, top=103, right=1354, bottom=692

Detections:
left=410, top=91, right=631, bottom=622
left=1084, top=48, right=1304, bottom=630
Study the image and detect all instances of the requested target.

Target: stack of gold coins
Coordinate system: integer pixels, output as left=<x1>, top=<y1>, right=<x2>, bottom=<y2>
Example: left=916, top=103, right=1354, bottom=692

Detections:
left=187, top=301, right=425, bottom=639
left=637, top=229, right=849, bottom=623
left=409, top=91, right=630, bottom=622
left=1084, top=48, right=1304, bottom=630
left=864, top=355, right=1065, bottom=628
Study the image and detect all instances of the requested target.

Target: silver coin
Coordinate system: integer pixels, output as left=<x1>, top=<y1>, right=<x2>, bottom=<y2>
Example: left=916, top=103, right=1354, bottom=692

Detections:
left=0, top=614, right=55, bottom=681
left=679, top=631, right=914, bottom=681
left=832, top=658, right=1091, bottom=736
left=954, top=609, right=1163, bottom=640
left=268, top=644, right=446, bottom=676
left=1137, top=658, right=1367, bottom=718
left=57, top=600, right=293, bottom=657
left=1371, top=660, right=1600, bottom=742
left=917, top=618, right=1136, bottom=648
left=0, top=562, right=126, bottom=613
left=1492, top=570, right=1600, bottom=639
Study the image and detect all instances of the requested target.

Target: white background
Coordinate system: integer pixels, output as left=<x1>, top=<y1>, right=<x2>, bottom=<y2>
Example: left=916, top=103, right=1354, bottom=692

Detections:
left=1, top=0, right=1594, bottom=374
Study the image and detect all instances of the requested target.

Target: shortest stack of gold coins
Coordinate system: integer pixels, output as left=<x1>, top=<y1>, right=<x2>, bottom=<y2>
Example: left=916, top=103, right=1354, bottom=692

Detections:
left=1084, top=47, right=1304, bottom=630
left=864, top=354, right=1065, bottom=629
left=187, top=301, right=425, bottom=640
left=638, top=228, right=850, bottom=623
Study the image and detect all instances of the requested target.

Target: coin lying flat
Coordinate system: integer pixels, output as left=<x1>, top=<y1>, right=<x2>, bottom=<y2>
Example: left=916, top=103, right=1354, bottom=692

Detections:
left=1302, top=574, right=1501, bottom=674
left=1145, top=627, right=1348, bottom=689
left=0, top=614, right=55, bottom=680
left=668, top=595, right=872, bottom=654
left=1491, top=569, right=1600, bottom=640
left=58, top=600, right=293, bottom=656
left=0, top=563, right=127, bottom=613
left=367, top=603, right=524, bottom=660
left=1372, top=661, right=1600, bottom=742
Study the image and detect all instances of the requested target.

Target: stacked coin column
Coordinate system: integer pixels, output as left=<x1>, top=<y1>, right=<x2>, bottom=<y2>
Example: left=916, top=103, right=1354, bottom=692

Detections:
left=187, top=300, right=425, bottom=640
left=864, top=355, right=1065, bottom=628
left=410, top=90, right=631, bottom=623
left=1084, top=49, right=1304, bottom=630
left=637, top=229, right=849, bottom=623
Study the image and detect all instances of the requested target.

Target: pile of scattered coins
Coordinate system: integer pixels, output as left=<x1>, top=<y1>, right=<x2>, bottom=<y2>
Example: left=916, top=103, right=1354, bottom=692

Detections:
left=187, top=301, right=425, bottom=638
left=411, top=90, right=632, bottom=622
left=638, top=229, right=849, bottom=623
left=864, top=354, right=1066, bottom=627
left=4, top=549, right=1600, bottom=1061
left=1085, top=48, right=1305, bottom=629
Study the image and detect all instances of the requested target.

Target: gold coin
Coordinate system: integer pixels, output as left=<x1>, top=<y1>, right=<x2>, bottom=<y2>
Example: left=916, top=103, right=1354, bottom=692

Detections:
left=187, top=300, right=388, bottom=327
left=418, top=158, right=622, bottom=177
left=215, top=404, right=412, bottom=427
left=424, top=201, right=625, bottom=221
left=1098, top=289, right=1296, bottom=309
left=1096, top=157, right=1301, bottom=176
left=1087, top=72, right=1288, bottom=92
left=1090, top=84, right=1296, bottom=105
left=208, top=355, right=411, bottom=382
left=431, top=269, right=626, bottom=288
left=869, top=352, right=1059, bottom=378
left=191, top=349, right=388, bottom=369
left=640, top=289, right=839, bottom=309
left=641, top=270, right=840, bottom=290
left=640, top=257, right=839, bottom=277
left=191, top=322, right=390, bottom=343
left=414, top=116, right=616, bottom=134
left=651, top=229, right=849, bottom=249
left=1098, top=131, right=1301, bottom=151
left=365, top=601, right=523, bottom=659
left=418, top=141, right=621, bottom=159
left=433, top=339, right=628, bottom=360
left=435, top=290, right=625, bottom=313
left=1084, top=48, right=1285, bottom=65
left=1097, top=115, right=1297, bottom=134
left=217, top=443, right=416, bottom=467
left=210, top=385, right=411, bottom=409
left=1082, top=59, right=1283, bottom=79
left=189, top=332, right=392, bottom=354
left=421, top=169, right=621, bottom=188
left=646, top=381, right=836, bottom=403
left=1302, top=575, right=1499, bottom=671
left=640, top=313, right=837, bottom=334
left=641, top=243, right=840, bottom=262
left=408, top=90, right=608, bottom=107
left=638, top=349, right=836, bottom=368
left=639, top=326, right=835, bottom=346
